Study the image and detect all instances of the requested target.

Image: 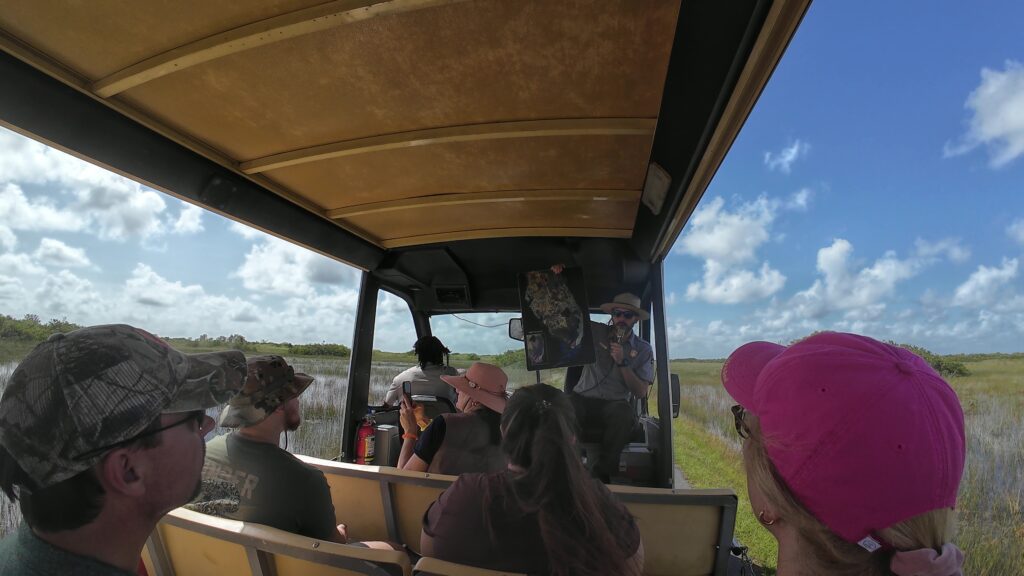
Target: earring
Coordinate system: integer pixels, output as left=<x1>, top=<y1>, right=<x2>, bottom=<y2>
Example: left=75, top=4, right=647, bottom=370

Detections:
left=758, top=510, right=777, bottom=526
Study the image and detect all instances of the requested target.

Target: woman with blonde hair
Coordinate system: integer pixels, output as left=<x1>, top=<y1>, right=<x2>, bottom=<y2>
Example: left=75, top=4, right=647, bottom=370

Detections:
left=723, top=332, right=966, bottom=576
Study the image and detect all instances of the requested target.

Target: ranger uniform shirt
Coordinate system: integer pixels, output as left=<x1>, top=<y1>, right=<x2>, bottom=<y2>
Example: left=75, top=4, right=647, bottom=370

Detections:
left=196, top=433, right=337, bottom=540
left=573, top=322, right=655, bottom=401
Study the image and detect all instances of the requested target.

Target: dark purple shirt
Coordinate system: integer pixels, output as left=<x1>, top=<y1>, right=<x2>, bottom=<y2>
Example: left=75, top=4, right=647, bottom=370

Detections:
left=422, top=471, right=641, bottom=574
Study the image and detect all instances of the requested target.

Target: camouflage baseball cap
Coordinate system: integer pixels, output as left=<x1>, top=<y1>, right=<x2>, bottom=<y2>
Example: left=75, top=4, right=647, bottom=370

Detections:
left=217, top=355, right=314, bottom=428
left=0, top=324, right=247, bottom=489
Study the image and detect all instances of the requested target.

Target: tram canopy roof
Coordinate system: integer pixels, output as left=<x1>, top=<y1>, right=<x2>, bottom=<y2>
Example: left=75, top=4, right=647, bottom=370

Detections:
left=0, top=0, right=809, bottom=312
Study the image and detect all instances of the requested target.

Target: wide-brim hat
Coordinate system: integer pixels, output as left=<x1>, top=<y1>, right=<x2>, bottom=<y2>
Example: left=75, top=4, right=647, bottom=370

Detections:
left=441, top=362, right=508, bottom=414
left=598, top=292, right=649, bottom=320
left=721, top=331, right=965, bottom=545
left=218, top=355, right=314, bottom=427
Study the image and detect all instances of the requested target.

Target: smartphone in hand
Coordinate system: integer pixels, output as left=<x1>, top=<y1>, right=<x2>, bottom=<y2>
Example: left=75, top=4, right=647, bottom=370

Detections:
left=402, top=381, right=413, bottom=403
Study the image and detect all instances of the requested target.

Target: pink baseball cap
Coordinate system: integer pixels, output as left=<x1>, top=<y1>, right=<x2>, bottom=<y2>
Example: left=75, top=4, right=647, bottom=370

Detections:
left=722, top=332, right=965, bottom=545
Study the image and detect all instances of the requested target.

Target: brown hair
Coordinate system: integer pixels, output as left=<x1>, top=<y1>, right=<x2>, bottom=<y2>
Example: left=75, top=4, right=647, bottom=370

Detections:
left=500, top=383, right=635, bottom=576
left=742, top=413, right=957, bottom=575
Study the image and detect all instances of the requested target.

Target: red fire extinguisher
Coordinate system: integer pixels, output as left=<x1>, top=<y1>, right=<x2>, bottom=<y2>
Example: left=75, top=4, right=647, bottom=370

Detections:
left=355, top=411, right=376, bottom=464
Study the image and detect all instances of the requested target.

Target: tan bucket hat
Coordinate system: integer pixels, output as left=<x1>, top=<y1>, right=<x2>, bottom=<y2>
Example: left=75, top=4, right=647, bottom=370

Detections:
left=598, top=292, right=650, bottom=320
left=440, top=362, right=508, bottom=414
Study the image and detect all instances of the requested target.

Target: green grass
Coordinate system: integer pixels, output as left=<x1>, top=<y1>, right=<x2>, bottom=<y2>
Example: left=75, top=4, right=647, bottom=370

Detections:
left=0, top=340, right=37, bottom=363
left=674, top=416, right=778, bottom=571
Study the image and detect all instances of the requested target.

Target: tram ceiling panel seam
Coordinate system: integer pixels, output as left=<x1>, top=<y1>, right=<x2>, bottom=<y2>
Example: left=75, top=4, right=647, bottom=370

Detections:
left=240, top=118, right=658, bottom=174
left=379, top=226, right=633, bottom=249
left=326, top=189, right=641, bottom=219
left=91, top=0, right=473, bottom=98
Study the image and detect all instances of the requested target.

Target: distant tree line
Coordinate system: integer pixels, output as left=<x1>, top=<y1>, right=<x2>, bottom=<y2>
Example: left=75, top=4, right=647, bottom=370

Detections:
left=791, top=331, right=971, bottom=378
left=492, top=348, right=526, bottom=367
left=0, top=314, right=81, bottom=341
left=892, top=343, right=970, bottom=378
left=0, top=315, right=1002, bottom=374
left=1, top=315, right=351, bottom=358
left=285, top=343, right=350, bottom=357
left=171, top=334, right=350, bottom=357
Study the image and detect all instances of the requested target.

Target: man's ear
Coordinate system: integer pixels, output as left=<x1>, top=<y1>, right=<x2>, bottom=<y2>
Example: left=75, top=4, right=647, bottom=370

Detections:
left=98, top=449, right=146, bottom=497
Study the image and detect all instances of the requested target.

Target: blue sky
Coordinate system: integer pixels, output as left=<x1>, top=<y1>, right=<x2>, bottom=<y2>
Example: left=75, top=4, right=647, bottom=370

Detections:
left=1, top=1, right=1022, bottom=358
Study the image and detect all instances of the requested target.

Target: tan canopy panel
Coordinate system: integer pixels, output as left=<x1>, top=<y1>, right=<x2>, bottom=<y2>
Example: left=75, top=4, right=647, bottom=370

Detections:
left=0, top=0, right=809, bottom=309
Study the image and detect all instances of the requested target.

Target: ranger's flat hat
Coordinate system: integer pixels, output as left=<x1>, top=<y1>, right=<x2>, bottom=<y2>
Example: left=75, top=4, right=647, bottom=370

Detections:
left=599, top=292, right=650, bottom=320
left=0, top=324, right=247, bottom=488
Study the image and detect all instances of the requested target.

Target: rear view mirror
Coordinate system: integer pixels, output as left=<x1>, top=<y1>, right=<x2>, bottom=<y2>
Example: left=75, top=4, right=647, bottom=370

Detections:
left=671, top=373, right=681, bottom=418
left=508, top=318, right=524, bottom=341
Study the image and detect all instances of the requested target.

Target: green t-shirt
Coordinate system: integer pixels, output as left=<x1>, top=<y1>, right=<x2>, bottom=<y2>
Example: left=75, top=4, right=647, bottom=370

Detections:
left=193, top=433, right=337, bottom=540
left=0, top=523, right=134, bottom=576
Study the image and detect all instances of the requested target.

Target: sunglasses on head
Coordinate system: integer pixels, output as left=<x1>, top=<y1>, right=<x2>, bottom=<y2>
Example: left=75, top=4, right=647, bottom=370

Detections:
left=731, top=404, right=750, bottom=439
left=612, top=309, right=636, bottom=319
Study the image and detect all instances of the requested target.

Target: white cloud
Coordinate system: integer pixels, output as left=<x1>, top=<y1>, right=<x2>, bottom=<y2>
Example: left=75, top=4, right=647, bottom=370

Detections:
left=1008, top=218, right=1024, bottom=245
left=73, top=184, right=167, bottom=241
left=33, top=270, right=102, bottom=316
left=786, top=188, right=812, bottom=211
left=234, top=237, right=359, bottom=297
left=952, top=258, right=1018, bottom=308
left=125, top=264, right=205, bottom=307
left=0, top=225, right=15, bottom=252
left=430, top=312, right=519, bottom=355
left=677, top=196, right=775, bottom=265
left=676, top=196, right=787, bottom=304
left=665, top=292, right=677, bottom=306
left=172, top=204, right=204, bottom=235
left=685, top=260, right=786, bottom=305
left=0, top=183, right=84, bottom=233
left=780, top=239, right=923, bottom=322
left=914, top=237, right=971, bottom=263
left=33, top=238, right=93, bottom=269
left=0, top=275, right=23, bottom=302
left=944, top=60, right=1024, bottom=168
left=0, top=252, right=46, bottom=276
left=0, top=128, right=169, bottom=241
left=764, top=140, right=810, bottom=173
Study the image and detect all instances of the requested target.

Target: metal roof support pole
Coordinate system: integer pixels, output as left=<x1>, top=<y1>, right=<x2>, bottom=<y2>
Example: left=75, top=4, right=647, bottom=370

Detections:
left=341, top=271, right=379, bottom=461
left=650, top=260, right=675, bottom=488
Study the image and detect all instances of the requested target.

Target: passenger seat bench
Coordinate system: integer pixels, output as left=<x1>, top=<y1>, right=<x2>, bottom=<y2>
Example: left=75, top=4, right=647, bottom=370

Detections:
left=142, top=507, right=412, bottom=576
left=307, top=456, right=738, bottom=576
left=145, top=456, right=737, bottom=576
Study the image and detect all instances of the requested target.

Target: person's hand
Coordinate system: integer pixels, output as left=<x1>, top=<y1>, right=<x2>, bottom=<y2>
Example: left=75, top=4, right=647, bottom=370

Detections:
left=336, top=523, right=349, bottom=543
left=399, top=395, right=418, bottom=434
left=610, top=342, right=625, bottom=365
left=550, top=263, right=565, bottom=274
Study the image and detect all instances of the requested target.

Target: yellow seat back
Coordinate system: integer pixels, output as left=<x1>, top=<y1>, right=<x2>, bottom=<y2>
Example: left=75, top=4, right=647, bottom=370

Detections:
left=146, top=508, right=412, bottom=576
left=277, top=456, right=738, bottom=576
left=611, top=485, right=737, bottom=576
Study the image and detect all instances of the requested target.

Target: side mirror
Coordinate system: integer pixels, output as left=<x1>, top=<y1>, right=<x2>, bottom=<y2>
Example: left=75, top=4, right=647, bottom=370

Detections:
left=508, top=318, right=524, bottom=341
left=671, top=373, right=681, bottom=418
